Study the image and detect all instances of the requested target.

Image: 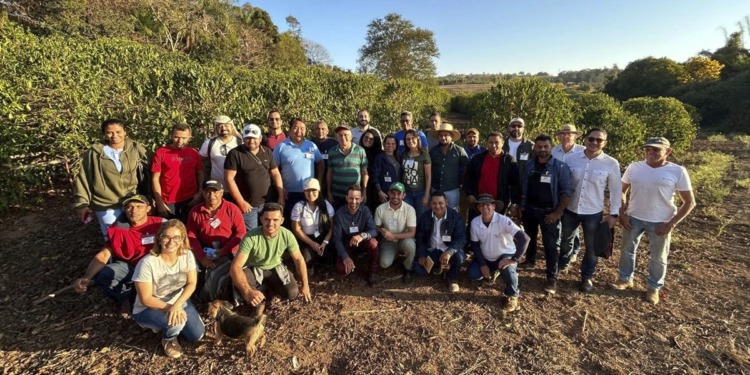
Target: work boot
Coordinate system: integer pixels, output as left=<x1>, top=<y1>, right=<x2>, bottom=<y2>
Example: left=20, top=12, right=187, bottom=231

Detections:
left=581, top=278, right=593, bottom=293
left=645, top=288, right=660, bottom=305
left=162, top=339, right=183, bottom=359
left=502, top=296, right=519, bottom=312
left=402, top=269, right=413, bottom=284
left=544, top=278, right=557, bottom=294
left=119, top=299, right=132, bottom=319
left=367, top=271, right=377, bottom=287
left=611, top=278, right=634, bottom=290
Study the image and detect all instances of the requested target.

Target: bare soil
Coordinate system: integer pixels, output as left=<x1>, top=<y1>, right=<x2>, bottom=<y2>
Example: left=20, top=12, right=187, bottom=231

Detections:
left=1, top=140, right=749, bottom=374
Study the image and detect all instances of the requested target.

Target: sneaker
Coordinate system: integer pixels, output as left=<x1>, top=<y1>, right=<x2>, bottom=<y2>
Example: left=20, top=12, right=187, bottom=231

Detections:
left=611, top=278, right=634, bottom=290
left=448, top=281, right=460, bottom=293
left=402, top=269, right=413, bottom=284
left=645, top=288, right=659, bottom=305
left=570, top=254, right=578, bottom=263
left=502, top=296, right=519, bottom=312
left=367, top=271, right=377, bottom=287
left=544, top=278, right=557, bottom=294
left=162, top=338, right=183, bottom=359
left=517, top=260, right=535, bottom=271
left=560, top=264, right=570, bottom=274
left=581, top=278, right=593, bottom=293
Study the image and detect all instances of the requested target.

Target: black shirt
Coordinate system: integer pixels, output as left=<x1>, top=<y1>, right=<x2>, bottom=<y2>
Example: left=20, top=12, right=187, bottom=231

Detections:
left=526, top=161, right=554, bottom=209
left=224, top=145, right=277, bottom=206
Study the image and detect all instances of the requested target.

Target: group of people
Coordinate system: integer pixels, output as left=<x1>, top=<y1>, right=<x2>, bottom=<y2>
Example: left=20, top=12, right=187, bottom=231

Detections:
left=71, top=111, right=696, bottom=358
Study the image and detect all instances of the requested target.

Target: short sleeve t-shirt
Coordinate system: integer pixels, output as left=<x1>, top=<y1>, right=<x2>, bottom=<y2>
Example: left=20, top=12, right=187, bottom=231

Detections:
left=132, top=251, right=197, bottom=315
left=199, top=137, right=241, bottom=182
left=327, top=144, right=368, bottom=199
left=224, top=145, right=277, bottom=206
left=470, top=213, right=521, bottom=261
left=290, top=200, right=335, bottom=236
left=622, top=161, right=693, bottom=223
left=401, top=151, right=431, bottom=191
left=151, top=146, right=203, bottom=204
left=238, top=226, right=300, bottom=270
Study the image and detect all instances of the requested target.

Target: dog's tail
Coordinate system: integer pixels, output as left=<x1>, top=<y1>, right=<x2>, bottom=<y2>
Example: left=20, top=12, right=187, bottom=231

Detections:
left=257, top=314, right=267, bottom=326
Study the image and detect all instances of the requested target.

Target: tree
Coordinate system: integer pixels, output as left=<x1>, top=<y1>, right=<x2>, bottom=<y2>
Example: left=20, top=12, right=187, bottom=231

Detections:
left=285, top=15, right=301, bottom=41
left=681, top=56, right=724, bottom=83
left=357, top=13, right=439, bottom=80
left=699, top=30, right=749, bottom=78
left=622, top=97, right=698, bottom=154
left=302, top=39, right=332, bottom=66
left=603, top=57, right=685, bottom=100
left=273, top=31, right=306, bottom=67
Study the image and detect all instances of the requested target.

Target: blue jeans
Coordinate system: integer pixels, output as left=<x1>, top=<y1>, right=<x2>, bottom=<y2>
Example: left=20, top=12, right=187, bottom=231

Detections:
left=242, top=204, right=264, bottom=232
left=95, top=208, right=122, bottom=241
left=618, top=217, right=671, bottom=290
left=133, top=300, right=205, bottom=342
left=404, top=189, right=427, bottom=219
left=522, top=207, right=562, bottom=279
left=466, top=255, right=519, bottom=297
left=413, top=249, right=466, bottom=282
left=92, top=259, right=135, bottom=302
left=432, top=188, right=460, bottom=212
left=560, top=210, right=602, bottom=279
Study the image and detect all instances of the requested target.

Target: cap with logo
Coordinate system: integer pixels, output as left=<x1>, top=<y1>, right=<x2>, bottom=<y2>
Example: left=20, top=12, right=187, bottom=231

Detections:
left=643, top=137, right=670, bottom=148
left=122, top=194, right=150, bottom=207
left=465, top=128, right=480, bottom=137
left=203, top=179, right=223, bottom=191
left=334, top=125, right=351, bottom=133
left=242, top=124, right=262, bottom=139
left=389, top=182, right=405, bottom=193
left=509, top=117, right=525, bottom=126
left=304, top=178, right=321, bottom=191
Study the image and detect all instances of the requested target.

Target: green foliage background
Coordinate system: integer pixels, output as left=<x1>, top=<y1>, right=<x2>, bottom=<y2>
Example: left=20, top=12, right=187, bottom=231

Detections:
left=0, top=17, right=449, bottom=208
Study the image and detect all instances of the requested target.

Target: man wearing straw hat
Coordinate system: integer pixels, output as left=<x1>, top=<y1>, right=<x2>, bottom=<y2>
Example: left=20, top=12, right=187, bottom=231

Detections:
left=551, top=124, right=586, bottom=265
left=199, top=115, right=242, bottom=192
left=429, top=123, right=469, bottom=211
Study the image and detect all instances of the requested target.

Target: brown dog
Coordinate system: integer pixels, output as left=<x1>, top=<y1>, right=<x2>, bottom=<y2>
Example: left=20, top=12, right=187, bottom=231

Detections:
left=208, top=300, right=267, bottom=357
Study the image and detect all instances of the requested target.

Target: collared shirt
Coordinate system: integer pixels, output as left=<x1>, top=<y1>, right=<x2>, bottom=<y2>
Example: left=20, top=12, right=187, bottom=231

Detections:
left=374, top=201, right=417, bottom=235
left=464, top=145, right=486, bottom=160
left=327, top=144, right=368, bottom=198
left=470, top=212, right=522, bottom=261
left=566, top=151, right=622, bottom=215
left=291, top=200, right=335, bottom=236
left=187, top=199, right=247, bottom=260
left=273, top=138, right=322, bottom=193
left=522, top=157, right=574, bottom=210
left=351, top=126, right=382, bottom=145
left=429, top=143, right=469, bottom=191
left=263, top=132, right=286, bottom=150
left=429, top=211, right=450, bottom=251
left=332, top=205, right=378, bottom=259
left=552, top=144, right=585, bottom=163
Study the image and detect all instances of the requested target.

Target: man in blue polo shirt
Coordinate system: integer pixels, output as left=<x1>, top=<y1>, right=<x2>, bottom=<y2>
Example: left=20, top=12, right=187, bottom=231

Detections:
left=273, top=118, right=324, bottom=222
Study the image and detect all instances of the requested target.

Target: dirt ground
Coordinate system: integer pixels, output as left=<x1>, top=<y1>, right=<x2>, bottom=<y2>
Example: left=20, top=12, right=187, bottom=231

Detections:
left=1, top=139, right=749, bottom=374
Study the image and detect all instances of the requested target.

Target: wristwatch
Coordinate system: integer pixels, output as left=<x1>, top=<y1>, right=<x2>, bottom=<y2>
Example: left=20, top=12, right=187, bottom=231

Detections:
left=610, top=214, right=619, bottom=218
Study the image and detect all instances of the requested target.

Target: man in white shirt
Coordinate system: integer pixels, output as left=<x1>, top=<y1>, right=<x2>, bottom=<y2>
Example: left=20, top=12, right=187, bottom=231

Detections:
left=502, top=117, right=535, bottom=179
left=466, top=194, right=530, bottom=312
left=612, top=137, right=696, bottom=305
left=351, top=109, right=382, bottom=145
left=375, top=182, right=417, bottom=283
left=559, top=128, right=621, bottom=292
left=199, top=115, right=241, bottom=199
left=552, top=124, right=587, bottom=264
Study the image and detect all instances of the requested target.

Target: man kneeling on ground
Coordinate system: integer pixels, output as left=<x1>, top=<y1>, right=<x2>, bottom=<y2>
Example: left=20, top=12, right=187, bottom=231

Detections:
left=374, top=182, right=417, bottom=283
left=73, top=194, right=166, bottom=317
left=230, top=203, right=311, bottom=316
left=466, top=194, right=530, bottom=312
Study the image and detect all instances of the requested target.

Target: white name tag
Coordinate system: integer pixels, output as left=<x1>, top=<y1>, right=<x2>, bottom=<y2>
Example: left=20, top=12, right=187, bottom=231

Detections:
left=314, top=230, right=321, bottom=238
left=305, top=152, right=314, bottom=159
left=384, top=176, right=392, bottom=182
left=322, top=154, right=329, bottom=160
left=210, top=218, right=222, bottom=228
left=405, top=160, right=414, bottom=167
left=540, top=175, right=551, bottom=183
left=349, top=226, right=359, bottom=233
left=399, top=140, right=404, bottom=146
left=142, top=234, right=155, bottom=245
left=441, top=235, right=452, bottom=242
left=520, top=153, right=529, bottom=161
left=388, top=220, right=398, bottom=228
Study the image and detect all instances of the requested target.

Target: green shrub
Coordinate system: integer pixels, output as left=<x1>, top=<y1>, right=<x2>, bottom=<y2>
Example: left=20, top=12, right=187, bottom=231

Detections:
left=677, top=151, right=734, bottom=204
left=706, top=133, right=729, bottom=142
left=622, top=97, right=698, bottom=154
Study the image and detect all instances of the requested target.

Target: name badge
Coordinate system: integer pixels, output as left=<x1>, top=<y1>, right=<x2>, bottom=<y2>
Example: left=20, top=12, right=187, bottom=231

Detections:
left=441, top=235, right=452, bottom=242
left=405, top=160, right=414, bottom=167
left=384, top=176, right=392, bottom=182
left=314, top=230, right=321, bottom=238
left=210, top=218, right=222, bottom=228
left=520, top=153, right=529, bottom=161
left=142, top=234, right=155, bottom=245
left=305, top=152, right=314, bottom=159
left=388, top=220, right=398, bottom=228
left=540, top=175, right=551, bottom=183
left=399, top=140, right=404, bottom=146
left=322, top=154, right=329, bottom=160
left=349, top=226, right=359, bottom=233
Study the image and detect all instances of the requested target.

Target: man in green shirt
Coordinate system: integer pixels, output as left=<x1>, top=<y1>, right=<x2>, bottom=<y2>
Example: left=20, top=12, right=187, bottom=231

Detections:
left=230, top=203, right=311, bottom=316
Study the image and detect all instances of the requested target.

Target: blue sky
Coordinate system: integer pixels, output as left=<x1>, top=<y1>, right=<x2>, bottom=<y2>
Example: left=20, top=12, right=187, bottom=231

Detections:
left=248, top=0, right=749, bottom=76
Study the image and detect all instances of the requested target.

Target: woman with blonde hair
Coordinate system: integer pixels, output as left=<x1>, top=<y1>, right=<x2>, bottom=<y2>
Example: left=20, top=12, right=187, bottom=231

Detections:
left=132, top=219, right=204, bottom=358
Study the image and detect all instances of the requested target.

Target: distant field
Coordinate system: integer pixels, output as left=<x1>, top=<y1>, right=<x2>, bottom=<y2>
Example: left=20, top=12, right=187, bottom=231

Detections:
left=439, top=83, right=493, bottom=94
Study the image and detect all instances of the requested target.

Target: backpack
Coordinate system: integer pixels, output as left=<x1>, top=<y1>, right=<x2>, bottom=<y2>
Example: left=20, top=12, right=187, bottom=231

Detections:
left=203, top=136, right=242, bottom=179
left=197, top=256, right=236, bottom=303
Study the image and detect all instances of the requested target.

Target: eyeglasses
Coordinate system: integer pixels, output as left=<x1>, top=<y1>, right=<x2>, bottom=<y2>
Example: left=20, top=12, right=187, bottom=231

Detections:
left=160, top=235, right=184, bottom=243
left=510, top=125, right=524, bottom=129
left=268, top=117, right=281, bottom=121
left=586, top=137, right=606, bottom=143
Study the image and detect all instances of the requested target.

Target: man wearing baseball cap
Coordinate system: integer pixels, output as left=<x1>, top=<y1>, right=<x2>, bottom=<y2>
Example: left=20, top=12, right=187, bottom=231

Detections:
left=224, top=124, right=284, bottom=232
left=613, top=137, right=695, bottom=305
left=502, top=117, right=535, bottom=177
left=186, top=180, right=246, bottom=273
left=463, top=127, right=486, bottom=160
left=199, top=115, right=242, bottom=190
left=73, top=194, right=166, bottom=317
left=375, top=182, right=418, bottom=283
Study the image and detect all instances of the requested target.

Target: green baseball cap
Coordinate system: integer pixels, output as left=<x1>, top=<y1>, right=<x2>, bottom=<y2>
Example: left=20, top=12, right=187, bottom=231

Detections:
left=389, top=182, right=405, bottom=193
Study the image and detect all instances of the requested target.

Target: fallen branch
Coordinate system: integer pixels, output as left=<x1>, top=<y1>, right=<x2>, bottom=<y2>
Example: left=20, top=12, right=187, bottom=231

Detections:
left=33, top=285, right=74, bottom=305
left=342, top=307, right=403, bottom=314
left=582, top=309, right=589, bottom=332
left=458, top=357, right=486, bottom=375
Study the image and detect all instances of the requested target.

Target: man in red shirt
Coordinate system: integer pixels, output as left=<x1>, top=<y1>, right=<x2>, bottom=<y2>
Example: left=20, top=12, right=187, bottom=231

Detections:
left=464, top=132, right=521, bottom=228
left=73, top=194, right=166, bottom=317
left=187, top=180, right=246, bottom=270
left=262, top=110, right=288, bottom=151
left=151, top=124, right=204, bottom=223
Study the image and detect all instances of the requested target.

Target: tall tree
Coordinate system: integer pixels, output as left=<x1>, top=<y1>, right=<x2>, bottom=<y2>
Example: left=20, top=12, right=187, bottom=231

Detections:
left=273, top=31, right=306, bottom=68
left=285, top=15, right=301, bottom=41
left=303, top=39, right=332, bottom=66
left=357, top=13, right=439, bottom=80
left=603, top=57, right=685, bottom=100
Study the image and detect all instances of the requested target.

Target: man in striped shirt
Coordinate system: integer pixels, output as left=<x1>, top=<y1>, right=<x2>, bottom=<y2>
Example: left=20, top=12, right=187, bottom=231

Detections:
left=326, top=125, right=369, bottom=210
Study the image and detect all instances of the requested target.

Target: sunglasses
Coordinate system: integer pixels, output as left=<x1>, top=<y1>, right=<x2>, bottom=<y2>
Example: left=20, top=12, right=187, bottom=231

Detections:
left=510, top=125, right=524, bottom=129
left=220, top=144, right=228, bottom=156
left=268, top=117, right=281, bottom=121
left=586, top=137, right=606, bottom=143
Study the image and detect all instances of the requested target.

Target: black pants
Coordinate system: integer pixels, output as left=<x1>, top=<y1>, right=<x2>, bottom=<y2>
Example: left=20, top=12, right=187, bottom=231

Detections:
left=299, top=234, right=336, bottom=267
left=166, top=198, right=193, bottom=224
left=242, top=267, right=298, bottom=300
